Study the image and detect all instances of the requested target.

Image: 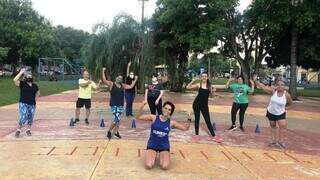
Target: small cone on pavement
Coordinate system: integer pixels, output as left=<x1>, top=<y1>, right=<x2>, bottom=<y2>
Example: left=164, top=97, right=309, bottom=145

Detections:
left=255, top=124, right=261, bottom=134
left=100, top=118, right=105, bottom=127
left=131, top=119, right=136, bottom=128
left=69, top=118, right=75, bottom=127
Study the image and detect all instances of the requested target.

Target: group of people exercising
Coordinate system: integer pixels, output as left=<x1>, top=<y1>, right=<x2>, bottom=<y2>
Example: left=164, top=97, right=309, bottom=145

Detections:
left=13, top=66, right=293, bottom=170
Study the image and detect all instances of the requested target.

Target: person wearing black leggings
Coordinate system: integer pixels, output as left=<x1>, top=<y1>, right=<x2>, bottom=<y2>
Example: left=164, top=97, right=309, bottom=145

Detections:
left=145, top=74, right=164, bottom=115
left=186, top=72, right=222, bottom=143
left=226, top=75, right=254, bottom=132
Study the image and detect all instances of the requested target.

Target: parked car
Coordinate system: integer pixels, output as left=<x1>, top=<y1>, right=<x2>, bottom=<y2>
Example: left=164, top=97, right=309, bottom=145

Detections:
left=0, top=69, right=13, bottom=76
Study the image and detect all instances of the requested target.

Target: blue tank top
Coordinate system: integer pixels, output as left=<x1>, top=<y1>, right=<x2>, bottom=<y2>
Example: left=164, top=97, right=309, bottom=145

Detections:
left=147, top=115, right=171, bottom=150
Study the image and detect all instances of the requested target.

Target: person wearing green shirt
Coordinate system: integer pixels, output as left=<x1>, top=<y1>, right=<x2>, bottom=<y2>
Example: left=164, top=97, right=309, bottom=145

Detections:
left=226, top=75, right=254, bottom=132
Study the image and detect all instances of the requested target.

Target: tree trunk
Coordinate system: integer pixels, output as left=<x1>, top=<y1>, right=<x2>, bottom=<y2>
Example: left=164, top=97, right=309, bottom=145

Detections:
left=289, top=27, right=298, bottom=100
left=167, top=56, right=177, bottom=91
left=175, top=55, right=187, bottom=92
left=239, top=59, right=251, bottom=85
left=254, top=56, right=263, bottom=75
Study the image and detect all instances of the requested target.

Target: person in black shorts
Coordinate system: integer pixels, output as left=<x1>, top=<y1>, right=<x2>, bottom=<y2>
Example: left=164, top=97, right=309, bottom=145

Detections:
left=75, top=70, right=100, bottom=125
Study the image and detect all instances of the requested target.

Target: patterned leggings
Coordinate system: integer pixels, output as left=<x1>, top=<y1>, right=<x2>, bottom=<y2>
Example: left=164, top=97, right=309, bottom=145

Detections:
left=18, top=103, right=36, bottom=126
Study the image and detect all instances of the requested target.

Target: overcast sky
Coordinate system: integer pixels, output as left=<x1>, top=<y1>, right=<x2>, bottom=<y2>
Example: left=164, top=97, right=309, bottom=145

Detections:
left=31, top=0, right=252, bottom=33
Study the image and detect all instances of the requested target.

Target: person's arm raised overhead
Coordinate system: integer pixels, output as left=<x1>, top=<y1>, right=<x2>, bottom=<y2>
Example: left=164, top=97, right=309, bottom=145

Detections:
left=13, top=68, right=25, bottom=87
left=253, top=74, right=273, bottom=94
left=186, top=78, right=200, bottom=90
left=123, top=76, right=138, bottom=89
left=136, top=101, right=156, bottom=122
left=101, top=67, right=113, bottom=88
left=170, top=112, right=191, bottom=131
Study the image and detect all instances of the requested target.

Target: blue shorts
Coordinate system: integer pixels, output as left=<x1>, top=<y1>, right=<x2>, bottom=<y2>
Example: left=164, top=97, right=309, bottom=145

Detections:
left=111, top=106, right=124, bottom=124
left=18, top=103, right=36, bottom=126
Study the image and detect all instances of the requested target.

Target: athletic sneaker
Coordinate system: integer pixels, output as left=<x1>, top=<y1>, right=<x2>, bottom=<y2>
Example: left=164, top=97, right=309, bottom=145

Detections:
left=114, top=132, right=122, bottom=139
left=15, top=130, right=21, bottom=138
left=209, top=136, right=222, bottom=143
left=85, top=119, right=89, bottom=125
left=107, top=131, right=112, bottom=139
left=228, top=125, right=237, bottom=131
left=268, top=141, right=277, bottom=147
left=191, top=135, right=201, bottom=142
left=74, top=118, right=80, bottom=123
left=26, top=130, right=32, bottom=136
left=239, top=126, right=245, bottom=132
left=278, top=142, right=286, bottom=149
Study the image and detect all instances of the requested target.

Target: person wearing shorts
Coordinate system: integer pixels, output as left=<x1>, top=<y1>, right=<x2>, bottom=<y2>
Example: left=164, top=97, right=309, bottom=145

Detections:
left=253, top=75, right=293, bottom=148
left=102, top=67, right=138, bottom=139
left=75, top=70, right=100, bottom=125
left=136, top=101, right=191, bottom=170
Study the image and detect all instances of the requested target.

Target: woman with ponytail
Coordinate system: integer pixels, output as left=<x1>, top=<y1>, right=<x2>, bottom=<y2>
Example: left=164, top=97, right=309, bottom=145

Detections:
left=186, top=72, right=222, bottom=142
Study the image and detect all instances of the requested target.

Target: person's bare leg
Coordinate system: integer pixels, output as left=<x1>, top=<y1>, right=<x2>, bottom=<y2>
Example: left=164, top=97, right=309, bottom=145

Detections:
left=75, top=108, right=80, bottom=119
left=106, top=122, right=116, bottom=139
left=159, top=151, right=170, bottom=170
left=145, top=150, right=157, bottom=169
left=269, top=120, right=277, bottom=145
left=85, top=108, right=90, bottom=119
left=277, top=119, right=287, bottom=148
left=114, top=122, right=121, bottom=132
left=109, top=123, right=116, bottom=132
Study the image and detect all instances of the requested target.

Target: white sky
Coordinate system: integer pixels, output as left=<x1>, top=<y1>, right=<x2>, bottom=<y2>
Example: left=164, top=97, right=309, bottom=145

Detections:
left=32, top=0, right=252, bottom=33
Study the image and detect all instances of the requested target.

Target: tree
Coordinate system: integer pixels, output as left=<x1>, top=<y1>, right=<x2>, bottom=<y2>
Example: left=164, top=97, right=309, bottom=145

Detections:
left=219, top=0, right=286, bottom=84
left=53, top=26, right=91, bottom=60
left=152, top=0, right=237, bottom=91
left=255, top=0, right=320, bottom=99
left=0, top=0, right=55, bottom=70
left=188, top=53, right=230, bottom=78
left=82, top=14, right=140, bottom=80
left=0, top=47, right=10, bottom=64
left=266, top=23, right=320, bottom=70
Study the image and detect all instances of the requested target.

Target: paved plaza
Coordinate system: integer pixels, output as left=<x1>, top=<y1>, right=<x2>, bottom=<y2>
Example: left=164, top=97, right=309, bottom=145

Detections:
left=0, top=90, right=319, bottom=179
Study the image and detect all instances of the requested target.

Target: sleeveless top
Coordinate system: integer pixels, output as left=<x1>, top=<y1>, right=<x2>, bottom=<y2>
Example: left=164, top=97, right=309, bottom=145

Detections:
left=147, top=115, right=171, bottom=150
left=193, top=83, right=210, bottom=106
left=267, top=91, right=287, bottom=115
left=109, top=83, right=124, bottom=106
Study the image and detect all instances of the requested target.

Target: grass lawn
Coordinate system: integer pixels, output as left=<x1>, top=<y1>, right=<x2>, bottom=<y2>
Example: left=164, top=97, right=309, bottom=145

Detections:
left=211, top=78, right=228, bottom=84
left=297, top=88, right=320, bottom=97
left=0, top=77, right=77, bottom=106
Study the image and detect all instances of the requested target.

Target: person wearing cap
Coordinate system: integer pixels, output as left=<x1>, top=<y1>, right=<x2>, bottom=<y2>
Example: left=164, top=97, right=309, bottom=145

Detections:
left=13, top=68, right=40, bottom=137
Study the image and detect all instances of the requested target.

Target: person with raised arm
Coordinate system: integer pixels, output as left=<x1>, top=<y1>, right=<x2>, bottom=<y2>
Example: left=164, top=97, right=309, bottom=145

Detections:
left=101, top=67, right=138, bottom=139
left=13, top=68, right=40, bottom=137
left=253, top=74, right=293, bottom=148
left=124, top=61, right=137, bottom=117
left=145, top=74, right=164, bottom=115
left=136, top=100, right=191, bottom=170
left=225, top=75, right=255, bottom=132
left=186, top=72, right=222, bottom=142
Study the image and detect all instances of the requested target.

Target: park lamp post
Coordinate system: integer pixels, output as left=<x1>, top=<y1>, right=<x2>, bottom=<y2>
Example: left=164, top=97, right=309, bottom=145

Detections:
left=138, top=0, right=148, bottom=93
